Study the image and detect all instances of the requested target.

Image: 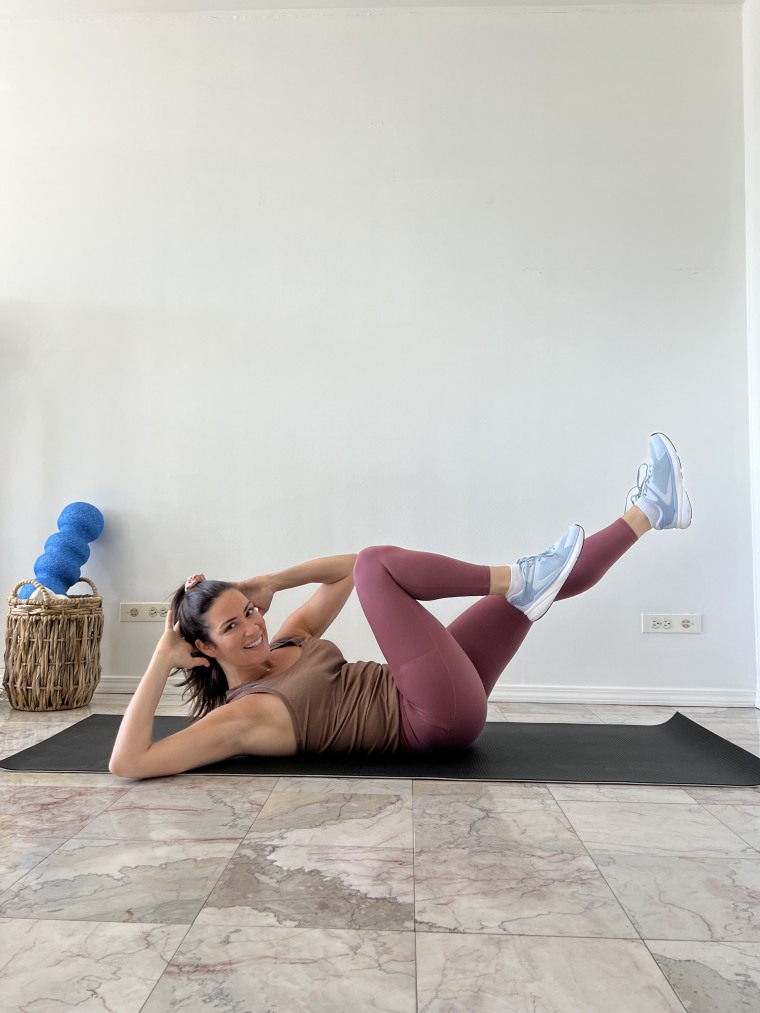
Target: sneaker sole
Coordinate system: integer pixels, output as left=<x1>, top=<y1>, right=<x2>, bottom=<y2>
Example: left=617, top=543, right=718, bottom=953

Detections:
left=525, top=524, right=585, bottom=622
left=650, top=431, right=692, bottom=529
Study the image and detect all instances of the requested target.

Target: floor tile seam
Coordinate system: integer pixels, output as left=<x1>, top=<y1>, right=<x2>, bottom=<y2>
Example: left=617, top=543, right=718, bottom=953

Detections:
left=546, top=797, right=754, bottom=809
left=0, top=784, right=131, bottom=806
left=412, top=845, right=599, bottom=864
left=700, top=797, right=760, bottom=811
left=411, top=850, right=760, bottom=875
left=411, top=838, right=419, bottom=1013
left=8, top=789, right=136, bottom=841
left=6, top=913, right=757, bottom=950
left=0, top=835, right=72, bottom=897
left=262, top=790, right=413, bottom=801
left=92, top=786, right=277, bottom=818
left=86, top=921, right=685, bottom=942
left=243, top=839, right=416, bottom=853
left=0, top=775, right=119, bottom=786
left=642, top=936, right=760, bottom=947
left=414, top=926, right=760, bottom=948
left=412, top=793, right=554, bottom=805
left=0, top=913, right=195, bottom=926
left=90, top=803, right=272, bottom=820
left=685, top=796, right=760, bottom=807
left=412, top=799, right=418, bottom=1008
left=547, top=796, right=644, bottom=944
left=114, top=788, right=281, bottom=801
left=696, top=804, right=760, bottom=859
left=550, top=796, right=760, bottom=861
left=0, top=813, right=279, bottom=902
left=411, top=928, right=719, bottom=945
left=136, top=921, right=195, bottom=1013
left=638, top=938, right=691, bottom=1013
left=168, top=774, right=283, bottom=960
left=22, top=822, right=258, bottom=846
left=583, top=846, right=760, bottom=862
left=238, top=841, right=414, bottom=854
left=0, top=909, right=202, bottom=927
left=6, top=832, right=756, bottom=860
left=411, top=844, right=760, bottom=868
left=67, top=777, right=287, bottom=846
left=549, top=794, right=760, bottom=808
left=69, top=833, right=256, bottom=844
left=254, top=802, right=414, bottom=826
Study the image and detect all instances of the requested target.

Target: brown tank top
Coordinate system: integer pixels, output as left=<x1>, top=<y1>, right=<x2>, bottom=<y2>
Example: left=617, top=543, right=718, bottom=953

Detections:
left=224, top=635, right=402, bottom=754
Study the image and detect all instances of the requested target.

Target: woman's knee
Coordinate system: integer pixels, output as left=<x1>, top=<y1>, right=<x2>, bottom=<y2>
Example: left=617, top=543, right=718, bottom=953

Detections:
left=354, top=545, right=398, bottom=587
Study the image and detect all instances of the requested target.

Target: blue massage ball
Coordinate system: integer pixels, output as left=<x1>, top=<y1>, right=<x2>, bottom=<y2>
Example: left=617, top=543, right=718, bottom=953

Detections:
left=58, top=503, right=104, bottom=542
left=35, top=548, right=80, bottom=593
left=38, top=532, right=89, bottom=589
left=43, top=531, right=91, bottom=564
left=16, top=501, right=105, bottom=600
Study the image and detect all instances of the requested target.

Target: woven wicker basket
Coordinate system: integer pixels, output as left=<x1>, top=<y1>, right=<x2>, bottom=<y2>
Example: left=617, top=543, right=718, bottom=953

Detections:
left=4, top=578, right=104, bottom=711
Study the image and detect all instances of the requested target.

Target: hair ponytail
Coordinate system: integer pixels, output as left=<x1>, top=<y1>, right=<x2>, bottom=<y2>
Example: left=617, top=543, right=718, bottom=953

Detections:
left=170, top=580, right=234, bottom=720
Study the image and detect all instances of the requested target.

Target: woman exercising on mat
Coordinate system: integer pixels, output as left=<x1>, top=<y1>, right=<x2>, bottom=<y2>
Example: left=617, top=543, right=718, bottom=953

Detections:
left=109, top=433, right=691, bottom=780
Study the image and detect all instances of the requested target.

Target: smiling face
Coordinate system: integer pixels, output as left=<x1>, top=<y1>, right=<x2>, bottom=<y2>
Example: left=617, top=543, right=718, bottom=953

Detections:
left=196, top=588, right=271, bottom=675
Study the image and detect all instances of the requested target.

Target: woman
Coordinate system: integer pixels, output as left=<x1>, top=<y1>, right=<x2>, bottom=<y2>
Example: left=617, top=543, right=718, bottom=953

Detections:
left=109, top=432, right=691, bottom=780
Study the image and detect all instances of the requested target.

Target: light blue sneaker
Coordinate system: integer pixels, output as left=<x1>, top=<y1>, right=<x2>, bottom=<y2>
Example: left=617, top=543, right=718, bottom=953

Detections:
left=625, top=432, right=692, bottom=530
left=507, top=523, right=585, bottom=621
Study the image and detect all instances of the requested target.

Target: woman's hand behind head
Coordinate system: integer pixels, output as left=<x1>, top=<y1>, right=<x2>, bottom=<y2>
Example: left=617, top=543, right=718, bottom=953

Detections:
left=155, top=610, right=211, bottom=671
left=234, top=576, right=275, bottom=615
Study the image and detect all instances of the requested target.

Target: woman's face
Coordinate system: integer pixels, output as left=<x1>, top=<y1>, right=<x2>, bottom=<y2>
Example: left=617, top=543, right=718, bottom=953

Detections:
left=197, top=588, right=270, bottom=668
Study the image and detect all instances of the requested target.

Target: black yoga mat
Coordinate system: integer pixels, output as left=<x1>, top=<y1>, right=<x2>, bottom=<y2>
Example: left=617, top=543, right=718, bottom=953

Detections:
left=2, top=712, right=760, bottom=786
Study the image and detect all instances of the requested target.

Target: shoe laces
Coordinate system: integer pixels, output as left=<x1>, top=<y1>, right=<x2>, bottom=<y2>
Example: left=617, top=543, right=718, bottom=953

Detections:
left=630, top=463, right=650, bottom=503
left=516, top=543, right=558, bottom=568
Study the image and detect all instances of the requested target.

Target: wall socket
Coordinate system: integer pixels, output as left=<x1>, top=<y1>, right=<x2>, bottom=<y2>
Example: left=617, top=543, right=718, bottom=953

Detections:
left=641, top=613, right=702, bottom=634
left=120, top=602, right=171, bottom=622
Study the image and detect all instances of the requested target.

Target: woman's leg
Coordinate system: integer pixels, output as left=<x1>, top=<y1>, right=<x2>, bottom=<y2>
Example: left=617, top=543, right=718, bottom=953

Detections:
left=355, top=432, right=691, bottom=750
left=444, top=425, right=694, bottom=698
left=353, top=545, right=494, bottom=752
left=446, top=516, right=639, bottom=697
left=354, top=525, right=583, bottom=751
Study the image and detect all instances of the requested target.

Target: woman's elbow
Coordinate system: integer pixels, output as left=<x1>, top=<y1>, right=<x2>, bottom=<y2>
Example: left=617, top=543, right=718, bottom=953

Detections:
left=109, top=753, right=142, bottom=779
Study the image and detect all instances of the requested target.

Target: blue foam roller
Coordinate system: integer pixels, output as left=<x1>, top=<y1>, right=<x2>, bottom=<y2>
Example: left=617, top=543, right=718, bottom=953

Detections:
left=58, top=503, right=104, bottom=542
left=35, top=551, right=80, bottom=593
left=43, top=531, right=91, bottom=564
left=21, top=501, right=105, bottom=597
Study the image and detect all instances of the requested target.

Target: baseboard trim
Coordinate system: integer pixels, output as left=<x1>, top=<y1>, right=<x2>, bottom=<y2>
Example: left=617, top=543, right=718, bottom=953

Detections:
left=93, top=674, right=185, bottom=697
left=88, top=673, right=757, bottom=708
left=1, top=670, right=754, bottom=709
left=487, top=686, right=758, bottom=707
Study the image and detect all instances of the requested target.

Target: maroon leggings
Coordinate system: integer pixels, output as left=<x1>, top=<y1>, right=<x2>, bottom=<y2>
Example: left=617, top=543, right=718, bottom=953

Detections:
left=353, top=518, right=638, bottom=751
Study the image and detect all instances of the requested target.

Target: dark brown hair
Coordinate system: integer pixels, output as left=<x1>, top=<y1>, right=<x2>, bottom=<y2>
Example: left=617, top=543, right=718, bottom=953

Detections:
left=171, top=579, right=234, bottom=720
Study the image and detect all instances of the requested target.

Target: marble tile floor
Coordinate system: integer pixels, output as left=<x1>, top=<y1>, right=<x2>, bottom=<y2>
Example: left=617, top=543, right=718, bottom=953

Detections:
left=0, top=695, right=759, bottom=1013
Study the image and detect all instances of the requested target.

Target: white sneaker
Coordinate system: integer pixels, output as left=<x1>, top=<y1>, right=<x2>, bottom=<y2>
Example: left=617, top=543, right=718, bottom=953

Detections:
left=507, top=524, right=585, bottom=621
left=625, top=433, right=692, bottom=530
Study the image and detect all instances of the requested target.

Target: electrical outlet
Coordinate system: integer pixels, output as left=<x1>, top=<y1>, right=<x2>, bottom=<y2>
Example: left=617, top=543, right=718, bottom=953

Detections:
left=119, top=602, right=171, bottom=622
left=641, top=613, right=702, bottom=634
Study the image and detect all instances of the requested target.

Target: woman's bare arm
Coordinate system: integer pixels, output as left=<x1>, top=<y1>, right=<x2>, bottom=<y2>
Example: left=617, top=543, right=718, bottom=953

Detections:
left=267, top=554, right=358, bottom=592
left=238, top=554, right=358, bottom=640
left=109, top=612, right=257, bottom=779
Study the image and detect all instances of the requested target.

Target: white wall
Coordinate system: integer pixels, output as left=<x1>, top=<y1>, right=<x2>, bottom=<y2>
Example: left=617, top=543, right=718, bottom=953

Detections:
left=745, top=0, right=760, bottom=709
left=0, top=3, right=755, bottom=704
